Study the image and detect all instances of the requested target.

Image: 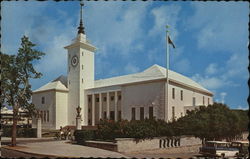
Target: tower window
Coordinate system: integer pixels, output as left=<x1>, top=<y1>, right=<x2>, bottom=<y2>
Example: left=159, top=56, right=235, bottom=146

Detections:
left=103, top=97, right=107, bottom=102
left=131, top=108, right=136, bottom=120
left=41, top=97, right=45, bottom=104
left=140, top=107, right=144, bottom=120
left=118, top=95, right=121, bottom=100
left=172, top=88, right=175, bottom=99
left=47, top=110, right=49, bottom=122
left=180, top=90, right=183, bottom=101
left=111, top=96, right=114, bottom=101
left=193, top=97, right=196, bottom=106
left=172, top=106, right=175, bottom=121
left=149, top=107, right=153, bottom=119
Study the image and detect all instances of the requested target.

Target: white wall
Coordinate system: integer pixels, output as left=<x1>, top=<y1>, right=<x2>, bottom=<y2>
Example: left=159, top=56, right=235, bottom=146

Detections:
left=55, top=91, right=68, bottom=129
left=167, top=82, right=213, bottom=121
left=121, top=81, right=165, bottom=121
left=32, top=91, right=56, bottom=129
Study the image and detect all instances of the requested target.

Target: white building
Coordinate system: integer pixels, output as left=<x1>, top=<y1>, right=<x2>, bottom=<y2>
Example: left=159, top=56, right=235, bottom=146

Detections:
left=32, top=5, right=213, bottom=130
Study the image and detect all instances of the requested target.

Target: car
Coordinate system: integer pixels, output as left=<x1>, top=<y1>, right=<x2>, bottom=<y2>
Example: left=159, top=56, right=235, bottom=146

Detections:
left=230, top=141, right=249, bottom=158
left=199, top=141, right=239, bottom=158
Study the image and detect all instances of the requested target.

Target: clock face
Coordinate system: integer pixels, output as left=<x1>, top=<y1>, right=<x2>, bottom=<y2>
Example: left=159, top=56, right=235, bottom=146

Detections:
left=71, top=55, right=78, bottom=67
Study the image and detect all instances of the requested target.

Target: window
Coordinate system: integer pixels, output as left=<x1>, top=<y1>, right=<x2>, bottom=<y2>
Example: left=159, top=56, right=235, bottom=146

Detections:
left=208, top=98, right=210, bottom=105
left=82, top=65, right=84, bottom=70
left=140, top=107, right=144, bottom=120
left=47, top=110, right=49, bottom=122
left=41, top=97, right=45, bottom=104
left=44, top=111, right=46, bottom=122
left=110, top=96, right=114, bottom=101
left=110, top=111, right=114, bottom=120
left=82, top=78, right=83, bottom=83
left=104, top=111, right=107, bottom=119
left=118, top=95, right=121, bottom=100
left=118, top=111, right=121, bottom=121
left=180, top=90, right=183, bottom=101
left=181, top=112, right=183, bottom=117
left=103, top=97, right=107, bottom=102
left=203, top=96, right=205, bottom=105
left=172, top=106, right=175, bottom=121
left=131, top=108, right=136, bottom=120
left=193, top=97, right=196, bottom=106
left=82, top=52, right=84, bottom=56
left=88, top=97, right=91, bottom=103
left=96, top=97, right=99, bottom=103
left=172, top=88, right=175, bottom=99
left=88, top=108, right=91, bottom=113
left=149, top=107, right=153, bottom=120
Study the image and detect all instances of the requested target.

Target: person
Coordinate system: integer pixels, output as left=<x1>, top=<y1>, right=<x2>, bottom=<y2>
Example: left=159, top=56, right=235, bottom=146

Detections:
left=60, top=126, right=64, bottom=140
left=67, top=128, right=71, bottom=140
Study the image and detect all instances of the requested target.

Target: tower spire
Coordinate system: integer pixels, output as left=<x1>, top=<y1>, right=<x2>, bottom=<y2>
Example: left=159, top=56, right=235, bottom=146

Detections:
left=78, top=1, right=85, bottom=34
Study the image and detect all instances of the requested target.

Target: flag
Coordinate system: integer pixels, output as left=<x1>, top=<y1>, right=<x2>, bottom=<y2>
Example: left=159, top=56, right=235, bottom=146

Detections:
left=167, top=36, right=175, bottom=49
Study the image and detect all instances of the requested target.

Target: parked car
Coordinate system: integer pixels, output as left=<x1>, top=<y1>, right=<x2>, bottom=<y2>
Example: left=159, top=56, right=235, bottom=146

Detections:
left=230, top=141, right=249, bottom=158
left=199, top=141, right=239, bottom=157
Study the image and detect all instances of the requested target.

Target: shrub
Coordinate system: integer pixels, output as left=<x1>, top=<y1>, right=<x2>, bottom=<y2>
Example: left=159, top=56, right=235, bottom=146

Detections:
left=74, top=130, right=95, bottom=145
left=2, top=127, right=36, bottom=137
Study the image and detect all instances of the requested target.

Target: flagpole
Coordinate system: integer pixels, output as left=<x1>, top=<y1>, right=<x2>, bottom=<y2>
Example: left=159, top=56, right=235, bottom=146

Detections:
left=165, top=26, right=170, bottom=122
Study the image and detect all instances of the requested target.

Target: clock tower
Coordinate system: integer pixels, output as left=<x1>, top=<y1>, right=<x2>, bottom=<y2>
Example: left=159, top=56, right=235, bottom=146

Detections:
left=64, top=2, right=96, bottom=126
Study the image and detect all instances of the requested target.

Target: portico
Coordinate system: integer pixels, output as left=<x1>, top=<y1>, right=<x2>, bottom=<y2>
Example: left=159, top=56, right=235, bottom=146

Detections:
left=86, top=89, right=122, bottom=126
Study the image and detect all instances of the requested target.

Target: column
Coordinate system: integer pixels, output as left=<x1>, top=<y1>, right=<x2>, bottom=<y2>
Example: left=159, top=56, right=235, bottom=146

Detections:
left=92, top=94, right=95, bottom=126
left=99, top=93, right=102, bottom=120
left=37, top=117, right=42, bottom=138
left=114, top=91, right=118, bottom=121
left=107, top=92, right=110, bottom=119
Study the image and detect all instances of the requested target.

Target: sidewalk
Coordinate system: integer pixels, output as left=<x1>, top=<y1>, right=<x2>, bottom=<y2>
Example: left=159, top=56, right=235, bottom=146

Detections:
left=1, top=137, right=55, bottom=145
left=2, top=140, right=127, bottom=158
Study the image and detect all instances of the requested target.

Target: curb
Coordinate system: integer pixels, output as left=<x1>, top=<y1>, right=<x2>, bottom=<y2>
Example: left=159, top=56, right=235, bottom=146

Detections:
left=2, top=146, right=78, bottom=158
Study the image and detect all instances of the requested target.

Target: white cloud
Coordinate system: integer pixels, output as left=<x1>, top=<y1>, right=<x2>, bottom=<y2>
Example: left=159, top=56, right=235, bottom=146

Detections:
left=205, top=63, right=218, bottom=75
left=223, top=53, right=249, bottom=79
left=86, top=2, right=150, bottom=57
left=125, top=63, right=140, bottom=74
left=149, top=4, right=181, bottom=41
left=236, top=105, right=248, bottom=110
left=186, top=2, right=248, bottom=53
left=192, top=74, right=231, bottom=90
left=220, top=92, right=227, bottom=104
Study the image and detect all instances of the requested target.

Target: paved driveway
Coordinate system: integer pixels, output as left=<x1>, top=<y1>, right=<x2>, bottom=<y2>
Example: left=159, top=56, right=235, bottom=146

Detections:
left=2, top=140, right=127, bottom=158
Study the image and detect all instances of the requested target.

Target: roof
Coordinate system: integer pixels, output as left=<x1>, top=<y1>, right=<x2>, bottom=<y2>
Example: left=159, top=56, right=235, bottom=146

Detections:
left=94, top=64, right=212, bottom=94
left=33, top=77, right=68, bottom=93
left=206, top=141, right=230, bottom=144
left=33, top=64, right=212, bottom=95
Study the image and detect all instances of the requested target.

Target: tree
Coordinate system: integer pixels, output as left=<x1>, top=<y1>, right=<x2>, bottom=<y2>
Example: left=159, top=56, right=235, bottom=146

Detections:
left=1, top=36, right=45, bottom=146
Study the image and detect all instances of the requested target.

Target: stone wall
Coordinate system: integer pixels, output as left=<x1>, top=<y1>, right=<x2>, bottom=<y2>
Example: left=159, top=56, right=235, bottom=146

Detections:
left=116, top=136, right=202, bottom=152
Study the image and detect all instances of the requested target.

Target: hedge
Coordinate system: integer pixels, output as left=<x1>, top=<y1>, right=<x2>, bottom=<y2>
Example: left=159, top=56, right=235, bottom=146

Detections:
left=74, top=130, right=96, bottom=145
left=2, top=127, right=37, bottom=138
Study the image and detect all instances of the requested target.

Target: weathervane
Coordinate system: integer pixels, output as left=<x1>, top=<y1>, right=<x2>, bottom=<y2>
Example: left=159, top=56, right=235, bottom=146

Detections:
left=78, top=0, right=85, bottom=34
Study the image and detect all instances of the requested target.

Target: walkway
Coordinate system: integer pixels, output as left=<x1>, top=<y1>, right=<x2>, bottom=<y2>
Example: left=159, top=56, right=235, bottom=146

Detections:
left=2, top=140, right=127, bottom=158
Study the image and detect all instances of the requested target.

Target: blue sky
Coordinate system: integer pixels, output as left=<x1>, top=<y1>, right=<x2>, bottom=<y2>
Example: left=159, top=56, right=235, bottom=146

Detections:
left=2, top=1, right=249, bottom=110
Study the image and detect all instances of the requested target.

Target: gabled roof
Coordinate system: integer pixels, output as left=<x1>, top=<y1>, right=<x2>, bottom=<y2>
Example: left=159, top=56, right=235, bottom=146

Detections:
left=33, top=80, right=68, bottom=93
left=33, top=64, right=212, bottom=95
left=94, top=64, right=212, bottom=94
